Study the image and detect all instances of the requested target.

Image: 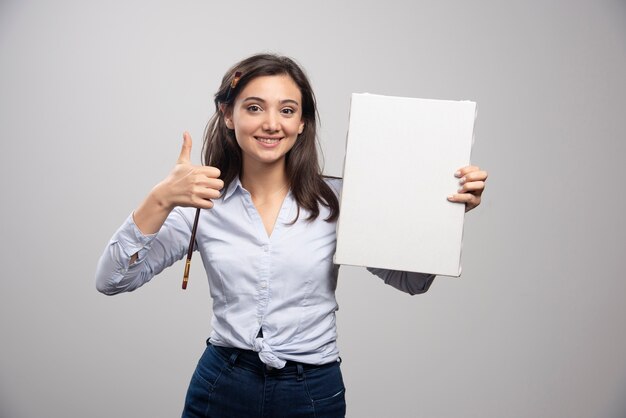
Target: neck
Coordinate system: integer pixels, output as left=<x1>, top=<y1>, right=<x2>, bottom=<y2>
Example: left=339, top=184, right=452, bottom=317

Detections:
left=240, top=158, right=289, bottom=198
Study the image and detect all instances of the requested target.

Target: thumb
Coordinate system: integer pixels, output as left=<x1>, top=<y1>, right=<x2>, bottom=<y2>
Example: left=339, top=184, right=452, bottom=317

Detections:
left=177, top=131, right=192, bottom=164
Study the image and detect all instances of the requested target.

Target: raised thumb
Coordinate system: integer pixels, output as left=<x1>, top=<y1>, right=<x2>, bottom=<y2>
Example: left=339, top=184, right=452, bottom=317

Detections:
left=177, top=131, right=192, bottom=164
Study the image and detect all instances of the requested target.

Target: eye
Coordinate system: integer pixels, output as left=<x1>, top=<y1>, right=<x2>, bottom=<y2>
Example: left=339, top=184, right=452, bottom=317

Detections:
left=281, top=107, right=296, bottom=115
left=246, top=104, right=262, bottom=112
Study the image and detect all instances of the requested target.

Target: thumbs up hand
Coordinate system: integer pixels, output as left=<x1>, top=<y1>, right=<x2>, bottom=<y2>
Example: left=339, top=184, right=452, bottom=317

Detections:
left=155, top=132, right=224, bottom=210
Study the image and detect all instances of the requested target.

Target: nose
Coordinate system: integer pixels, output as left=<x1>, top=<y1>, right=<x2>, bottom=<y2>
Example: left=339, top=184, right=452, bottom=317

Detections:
left=262, top=111, right=279, bottom=132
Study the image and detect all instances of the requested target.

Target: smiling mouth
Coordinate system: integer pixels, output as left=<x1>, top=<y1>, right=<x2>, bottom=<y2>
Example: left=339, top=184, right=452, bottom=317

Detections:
left=255, top=137, right=282, bottom=144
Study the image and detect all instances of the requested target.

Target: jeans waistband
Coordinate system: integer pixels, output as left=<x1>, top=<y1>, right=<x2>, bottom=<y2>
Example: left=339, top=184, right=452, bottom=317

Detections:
left=207, top=341, right=339, bottom=376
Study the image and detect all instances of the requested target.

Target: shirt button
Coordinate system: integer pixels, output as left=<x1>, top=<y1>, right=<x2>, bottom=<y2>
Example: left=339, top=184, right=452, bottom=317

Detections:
left=263, top=245, right=269, bottom=252
left=260, top=281, right=267, bottom=288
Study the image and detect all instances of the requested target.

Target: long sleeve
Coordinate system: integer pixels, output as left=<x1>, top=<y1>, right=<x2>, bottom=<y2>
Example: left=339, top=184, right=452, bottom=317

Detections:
left=367, top=268, right=436, bottom=295
left=95, top=208, right=192, bottom=295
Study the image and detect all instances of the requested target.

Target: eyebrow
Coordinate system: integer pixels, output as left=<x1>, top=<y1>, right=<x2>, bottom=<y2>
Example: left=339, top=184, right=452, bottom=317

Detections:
left=241, top=96, right=300, bottom=106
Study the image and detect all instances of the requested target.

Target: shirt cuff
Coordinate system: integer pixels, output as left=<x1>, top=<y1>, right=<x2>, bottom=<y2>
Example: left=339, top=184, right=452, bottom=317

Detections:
left=111, top=213, right=157, bottom=261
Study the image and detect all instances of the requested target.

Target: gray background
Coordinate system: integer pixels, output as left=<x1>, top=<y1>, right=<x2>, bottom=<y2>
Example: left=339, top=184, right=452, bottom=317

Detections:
left=1, top=1, right=625, bottom=417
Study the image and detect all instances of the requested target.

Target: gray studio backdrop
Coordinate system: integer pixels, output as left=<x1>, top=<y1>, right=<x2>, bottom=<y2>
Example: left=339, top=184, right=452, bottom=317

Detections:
left=1, top=1, right=625, bottom=417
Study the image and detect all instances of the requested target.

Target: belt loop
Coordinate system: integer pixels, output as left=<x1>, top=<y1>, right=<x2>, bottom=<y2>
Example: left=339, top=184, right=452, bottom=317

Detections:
left=228, top=351, right=239, bottom=370
left=296, top=364, right=304, bottom=381
left=206, top=338, right=211, bottom=346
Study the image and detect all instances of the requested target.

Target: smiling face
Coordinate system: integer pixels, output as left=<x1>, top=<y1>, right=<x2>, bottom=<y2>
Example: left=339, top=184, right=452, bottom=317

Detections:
left=225, top=74, right=305, bottom=170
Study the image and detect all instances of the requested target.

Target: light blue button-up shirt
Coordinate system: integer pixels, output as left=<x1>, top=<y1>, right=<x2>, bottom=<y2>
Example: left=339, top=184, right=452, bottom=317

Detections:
left=96, top=178, right=435, bottom=368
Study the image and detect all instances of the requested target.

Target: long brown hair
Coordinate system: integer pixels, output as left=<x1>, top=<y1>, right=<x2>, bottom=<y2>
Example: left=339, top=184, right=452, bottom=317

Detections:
left=202, top=53, right=339, bottom=222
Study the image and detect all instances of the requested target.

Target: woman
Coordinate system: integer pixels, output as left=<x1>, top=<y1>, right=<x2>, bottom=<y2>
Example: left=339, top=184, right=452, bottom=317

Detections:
left=96, top=53, right=488, bottom=417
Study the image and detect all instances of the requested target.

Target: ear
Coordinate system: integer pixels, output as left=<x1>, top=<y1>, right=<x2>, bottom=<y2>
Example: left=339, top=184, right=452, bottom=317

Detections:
left=225, top=116, right=234, bottom=130
left=298, top=121, right=304, bottom=134
left=220, top=104, right=234, bottom=130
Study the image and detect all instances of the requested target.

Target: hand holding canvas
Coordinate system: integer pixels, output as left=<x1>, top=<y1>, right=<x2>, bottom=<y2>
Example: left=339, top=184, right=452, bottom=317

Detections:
left=448, top=165, right=488, bottom=212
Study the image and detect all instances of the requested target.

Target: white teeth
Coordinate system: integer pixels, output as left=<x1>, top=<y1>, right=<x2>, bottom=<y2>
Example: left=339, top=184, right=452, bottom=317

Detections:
left=257, top=138, right=280, bottom=144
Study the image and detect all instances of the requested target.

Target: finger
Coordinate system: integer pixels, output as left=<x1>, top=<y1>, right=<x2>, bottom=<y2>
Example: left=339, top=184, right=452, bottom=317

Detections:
left=459, top=171, right=488, bottom=184
left=205, top=177, right=224, bottom=191
left=177, top=131, right=193, bottom=164
left=454, top=165, right=481, bottom=178
left=447, top=193, right=474, bottom=203
left=192, top=176, right=224, bottom=192
left=192, top=185, right=222, bottom=200
left=457, top=180, right=485, bottom=194
left=447, top=193, right=481, bottom=212
left=190, top=197, right=215, bottom=210
left=459, top=170, right=488, bottom=184
left=197, top=165, right=221, bottom=179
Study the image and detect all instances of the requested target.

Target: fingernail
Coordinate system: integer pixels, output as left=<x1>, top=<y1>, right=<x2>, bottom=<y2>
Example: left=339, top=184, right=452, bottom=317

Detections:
left=447, top=195, right=455, bottom=200
left=458, top=188, right=464, bottom=193
left=454, top=171, right=461, bottom=177
left=459, top=177, right=466, bottom=185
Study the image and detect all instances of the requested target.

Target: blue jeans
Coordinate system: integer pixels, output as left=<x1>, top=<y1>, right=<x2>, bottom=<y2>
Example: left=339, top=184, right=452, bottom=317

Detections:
left=182, top=343, right=346, bottom=418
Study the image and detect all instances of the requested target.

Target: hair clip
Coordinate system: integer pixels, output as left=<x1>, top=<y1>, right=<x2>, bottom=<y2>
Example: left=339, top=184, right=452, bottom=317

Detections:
left=225, top=71, right=243, bottom=102
left=231, top=71, right=242, bottom=88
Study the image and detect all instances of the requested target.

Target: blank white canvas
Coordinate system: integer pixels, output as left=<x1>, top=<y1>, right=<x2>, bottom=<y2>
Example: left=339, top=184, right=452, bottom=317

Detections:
left=335, top=93, right=476, bottom=277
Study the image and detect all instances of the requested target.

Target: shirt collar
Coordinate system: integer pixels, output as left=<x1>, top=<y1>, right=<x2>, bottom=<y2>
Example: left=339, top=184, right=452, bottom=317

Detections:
left=222, top=177, right=244, bottom=202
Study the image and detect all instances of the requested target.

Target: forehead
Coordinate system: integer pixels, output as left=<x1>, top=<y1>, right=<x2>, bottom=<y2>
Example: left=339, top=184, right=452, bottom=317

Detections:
left=238, top=74, right=302, bottom=102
